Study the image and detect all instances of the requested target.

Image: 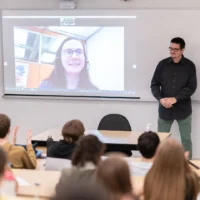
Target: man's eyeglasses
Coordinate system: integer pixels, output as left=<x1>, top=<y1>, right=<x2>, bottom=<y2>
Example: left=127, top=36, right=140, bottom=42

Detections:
left=169, top=47, right=181, bottom=52
left=62, top=49, right=84, bottom=57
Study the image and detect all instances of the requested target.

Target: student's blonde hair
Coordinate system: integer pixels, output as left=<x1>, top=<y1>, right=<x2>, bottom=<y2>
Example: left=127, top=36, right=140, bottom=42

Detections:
left=144, top=138, right=199, bottom=200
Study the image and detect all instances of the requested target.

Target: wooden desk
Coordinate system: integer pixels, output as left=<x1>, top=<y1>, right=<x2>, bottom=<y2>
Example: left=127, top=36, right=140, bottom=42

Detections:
left=13, top=169, right=60, bottom=198
left=16, top=197, right=47, bottom=200
left=32, top=129, right=171, bottom=151
left=13, top=168, right=143, bottom=198
left=189, top=160, right=200, bottom=176
left=14, top=159, right=199, bottom=199
left=36, top=159, right=46, bottom=170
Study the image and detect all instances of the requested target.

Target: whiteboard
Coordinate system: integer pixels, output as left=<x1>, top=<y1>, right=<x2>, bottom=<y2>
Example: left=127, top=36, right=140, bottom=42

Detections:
left=1, top=10, right=200, bottom=101
left=133, top=10, right=200, bottom=101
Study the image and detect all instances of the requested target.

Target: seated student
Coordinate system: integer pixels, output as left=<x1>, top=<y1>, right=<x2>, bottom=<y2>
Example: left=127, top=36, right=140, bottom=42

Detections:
left=129, top=131, right=160, bottom=176
left=56, top=135, right=105, bottom=194
left=144, top=138, right=199, bottom=200
left=51, top=179, right=108, bottom=200
left=0, top=147, right=16, bottom=199
left=0, top=114, right=36, bottom=169
left=96, top=156, right=139, bottom=200
left=47, top=119, right=85, bottom=159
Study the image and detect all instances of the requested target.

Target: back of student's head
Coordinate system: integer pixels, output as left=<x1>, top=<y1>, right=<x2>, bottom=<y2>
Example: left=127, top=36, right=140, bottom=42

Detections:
left=51, top=179, right=109, bottom=200
left=138, top=131, right=160, bottom=159
left=62, top=119, right=85, bottom=143
left=144, top=138, right=199, bottom=200
left=96, top=157, right=132, bottom=199
left=0, top=114, right=10, bottom=139
left=72, top=135, right=105, bottom=167
left=0, top=147, right=7, bottom=179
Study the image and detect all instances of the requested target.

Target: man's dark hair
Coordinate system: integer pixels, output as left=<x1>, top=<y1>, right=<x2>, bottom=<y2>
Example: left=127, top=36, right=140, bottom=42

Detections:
left=171, top=37, right=186, bottom=49
left=0, top=114, right=11, bottom=139
left=138, top=131, right=160, bottom=159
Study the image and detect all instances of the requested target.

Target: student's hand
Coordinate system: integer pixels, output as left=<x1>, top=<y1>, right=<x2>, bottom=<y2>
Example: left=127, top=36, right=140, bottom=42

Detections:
left=184, top=151, right=190, bottom=160
left=134, top=182, right=144, bottom=197
left=12, top=126, right=20, bottom=145
left=26, top=129, right=32, bottom=145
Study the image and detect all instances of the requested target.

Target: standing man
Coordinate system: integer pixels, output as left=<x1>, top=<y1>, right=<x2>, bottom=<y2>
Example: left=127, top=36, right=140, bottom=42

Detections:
left=151, top=37, right=197, bottom=159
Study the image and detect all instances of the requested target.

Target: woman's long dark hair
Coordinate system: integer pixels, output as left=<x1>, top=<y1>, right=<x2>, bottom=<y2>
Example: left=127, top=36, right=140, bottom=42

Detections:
left=46, top=37, right=93, bottom=89
left=72, top=135, right=105, bottom=167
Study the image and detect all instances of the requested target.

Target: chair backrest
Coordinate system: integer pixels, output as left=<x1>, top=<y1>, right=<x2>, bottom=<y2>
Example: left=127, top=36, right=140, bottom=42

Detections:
left=98, top=114, right=132, bottom=131
left=45, top=157, right=71, bottom=171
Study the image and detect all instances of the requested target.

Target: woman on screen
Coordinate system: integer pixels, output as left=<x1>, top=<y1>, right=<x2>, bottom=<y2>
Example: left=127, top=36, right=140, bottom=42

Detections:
left=39, top=38, right=98, bottom=90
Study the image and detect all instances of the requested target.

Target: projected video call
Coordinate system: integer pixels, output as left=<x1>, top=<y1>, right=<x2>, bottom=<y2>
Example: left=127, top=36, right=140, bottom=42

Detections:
left=14, top=26, right=124, bottom=91
left=2, top=13, right=136, bottom=98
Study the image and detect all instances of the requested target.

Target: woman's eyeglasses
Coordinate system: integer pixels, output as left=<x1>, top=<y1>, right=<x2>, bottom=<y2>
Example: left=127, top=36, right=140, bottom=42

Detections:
left=168, top=47, right=181, bottom=52
left=62, top=49, right=84, bottom=57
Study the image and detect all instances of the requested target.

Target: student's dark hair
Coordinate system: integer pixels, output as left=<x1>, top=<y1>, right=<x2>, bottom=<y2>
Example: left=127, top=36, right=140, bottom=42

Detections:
left=138, top=131, right=160, bottom=159
left=44, top=37, right=93, bottom=89
left=0, top=147, right=7, bottom=178
left=51, top=179, right=109, bottom=200
left=72, top=135, right=105, bottom=167
left=96, top=157, right=139, bottom=200
left=171, top=37, right=186, bottom=49
left=0, top=114, right=11, bottom=139
left=62, top=119, right=85, bottom=143
left=97, top=157, right=132, bottom=194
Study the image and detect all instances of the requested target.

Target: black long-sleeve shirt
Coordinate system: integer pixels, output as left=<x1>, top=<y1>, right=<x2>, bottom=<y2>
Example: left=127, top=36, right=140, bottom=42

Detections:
left=151, top=56, right=197, bottom=120
left=47, top=138, right=76, bottom=159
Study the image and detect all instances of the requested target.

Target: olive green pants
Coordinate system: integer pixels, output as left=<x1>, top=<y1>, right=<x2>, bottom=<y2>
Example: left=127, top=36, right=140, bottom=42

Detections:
left=158, top=115, right=192, bottom=159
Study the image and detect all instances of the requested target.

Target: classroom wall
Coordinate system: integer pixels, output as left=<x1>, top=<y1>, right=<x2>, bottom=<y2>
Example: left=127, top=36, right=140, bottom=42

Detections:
left=1, top=0, right=200, bottom=158
left=1, top=0, right=200, bottom=9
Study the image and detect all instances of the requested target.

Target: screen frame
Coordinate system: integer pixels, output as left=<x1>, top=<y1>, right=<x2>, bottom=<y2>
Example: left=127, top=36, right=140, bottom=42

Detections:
left=1, top=10, right=139, bottom=100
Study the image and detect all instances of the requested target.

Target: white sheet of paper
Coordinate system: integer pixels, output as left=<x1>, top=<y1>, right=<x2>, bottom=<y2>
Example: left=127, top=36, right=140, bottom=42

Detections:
left=16, top=176, right=30, bottom=186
